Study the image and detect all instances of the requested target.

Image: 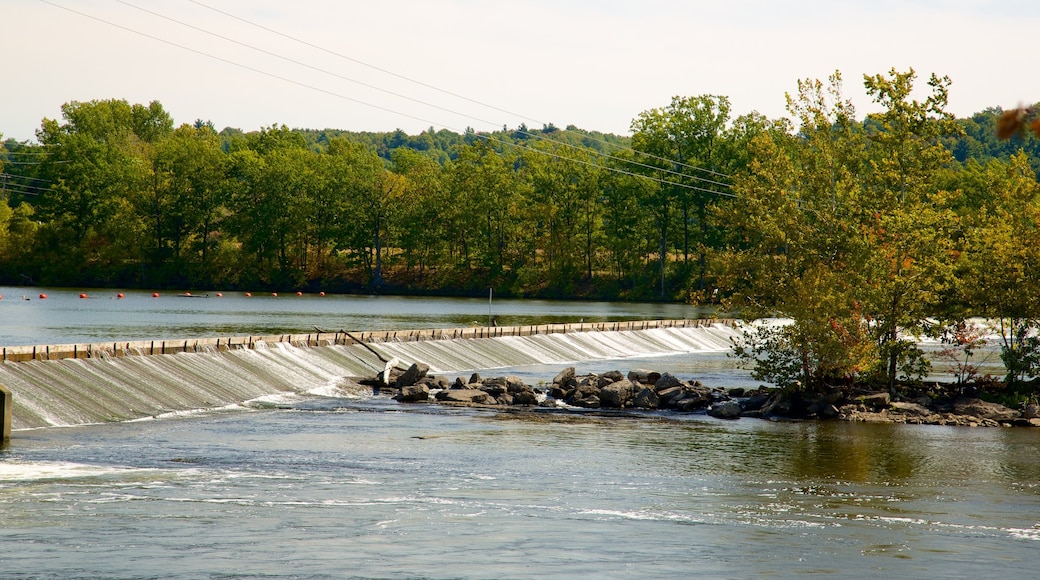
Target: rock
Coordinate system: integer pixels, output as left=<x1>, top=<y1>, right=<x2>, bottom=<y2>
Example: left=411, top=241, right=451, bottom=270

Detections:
left=673, top=394, right=710, bottom=412
left=468, top=372, right=483, bottom=385
left=512, top=388, right=539, bottom=406
left=397, top=384, right=430, bottom=403
left=709, top=401, right=741, bottom=420
left=624, top=372, right=648, bottom=386
left=553, top=367, right=576, bottom=386
left=654, top=373, right=682, bottom=391
left=452, top=376, right=467, bottom=389
left=435, top=389, right=489, bottom=404
left=742, top=392, right=772, bottom=412
left=505, top=376, right=528, bottom=393
left=890, top=401, right=932, bottom=416
left=656, top=386, right=683, bottom=406
left=395, top=362, right=430, bottom=388
left=953, top=398, right=1020, bottom=422
left=632, top=388, right=659, bottom=409
left=549, top=385, right=571, bottom=400
left=858, top=392, right=891, bottom=410
left=727, top=387, right=746, bottom=398
left=601, top=370, right=625, bottom=383
left=1022, top=404, right=1040, bottom=419
left=806, top=392, right=844, bottom=417
left=480, top=382, right=507, bottom=397
left=600, top=379, right=637, bottom=408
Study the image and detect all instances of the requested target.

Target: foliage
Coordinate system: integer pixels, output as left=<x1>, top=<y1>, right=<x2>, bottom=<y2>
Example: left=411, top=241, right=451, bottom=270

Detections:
left=4, top=79, right=1040, bottom=392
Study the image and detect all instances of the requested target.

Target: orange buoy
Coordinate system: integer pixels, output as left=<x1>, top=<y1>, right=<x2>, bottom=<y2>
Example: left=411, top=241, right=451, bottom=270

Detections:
left=216, top=292, right=223, bottom=297
left=245, top=292, right=252, bottom=297
left=184, top=291, right=192, bottom=297
left=79, top=293, right=88, bottom=299
left=0, top=294, right=3, bottom=300
left=39, top=293, right=47, bottom=299
left=272, top=292, right=278, bottom=297
left=296, top=291, right=303, bottom=297
left=319, top=291, right=326, bottom=297
left=116, top=293, right=125, bottom=299
left=152, top=292, right=160, bottom=298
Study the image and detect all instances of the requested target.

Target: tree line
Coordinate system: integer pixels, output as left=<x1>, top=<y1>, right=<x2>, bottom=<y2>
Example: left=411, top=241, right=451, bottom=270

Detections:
left=2, top=68, right=1040, bottom=395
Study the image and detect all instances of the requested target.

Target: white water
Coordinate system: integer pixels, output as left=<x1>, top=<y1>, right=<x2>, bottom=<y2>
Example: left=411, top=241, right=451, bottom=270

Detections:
left=0, top=323, right=742, bottom=430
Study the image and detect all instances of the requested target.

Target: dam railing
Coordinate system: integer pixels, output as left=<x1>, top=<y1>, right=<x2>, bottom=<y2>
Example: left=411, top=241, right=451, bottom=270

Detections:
left=0, top=318, right=735, bottom=364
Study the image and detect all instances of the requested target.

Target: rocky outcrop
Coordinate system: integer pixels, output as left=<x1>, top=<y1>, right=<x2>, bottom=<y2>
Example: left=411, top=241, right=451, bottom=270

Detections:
left=380, top=364, right=1038, bottom=428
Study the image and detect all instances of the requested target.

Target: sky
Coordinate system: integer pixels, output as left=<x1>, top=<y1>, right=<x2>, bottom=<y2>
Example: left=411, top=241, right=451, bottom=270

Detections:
left=3, top=0, right=1040, bottom=142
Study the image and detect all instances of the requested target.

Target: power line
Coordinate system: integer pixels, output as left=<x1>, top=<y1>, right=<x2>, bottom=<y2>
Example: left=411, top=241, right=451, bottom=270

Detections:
left=116, top=0, right=731, bottom=191
left=37, top=0, right=733, bottom=198
left=186, top=0, right=733, bottom=185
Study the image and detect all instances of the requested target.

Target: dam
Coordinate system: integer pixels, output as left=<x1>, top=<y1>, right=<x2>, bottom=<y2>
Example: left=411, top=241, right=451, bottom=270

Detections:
left=0, top=318, right=740, bottom=434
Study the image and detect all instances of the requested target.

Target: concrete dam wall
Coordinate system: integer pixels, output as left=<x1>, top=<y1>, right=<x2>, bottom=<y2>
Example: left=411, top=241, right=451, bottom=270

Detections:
left=0, top=319, right=739, bottom=434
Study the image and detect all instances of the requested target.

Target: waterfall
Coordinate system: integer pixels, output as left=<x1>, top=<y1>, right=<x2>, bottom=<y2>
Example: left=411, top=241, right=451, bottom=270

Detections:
left=0, top=323, right=742, bottom=430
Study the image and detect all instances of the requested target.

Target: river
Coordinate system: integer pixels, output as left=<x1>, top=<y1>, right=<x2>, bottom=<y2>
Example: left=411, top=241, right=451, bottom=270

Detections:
left=1, top=288, right=1038, bottom=578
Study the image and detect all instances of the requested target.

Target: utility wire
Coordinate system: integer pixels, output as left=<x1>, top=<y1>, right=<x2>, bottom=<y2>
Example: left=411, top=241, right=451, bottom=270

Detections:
left=186, top=0, right=733, bottom=185
left=116, top=0, right=730, bottom=191
left=38, top=0, right=732, bottom=198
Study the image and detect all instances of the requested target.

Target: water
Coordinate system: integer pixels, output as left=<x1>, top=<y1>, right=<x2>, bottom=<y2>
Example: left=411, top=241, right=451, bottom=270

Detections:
left=0, top=286, right=713, bottom=346
left=1, top=291, right=1038, bottom=578
left=3, top=403, right=1038, bottom=578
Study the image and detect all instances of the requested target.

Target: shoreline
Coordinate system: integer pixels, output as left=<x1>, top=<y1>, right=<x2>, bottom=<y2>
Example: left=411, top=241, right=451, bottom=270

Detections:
left=369, top=363, right=1040, bottom=429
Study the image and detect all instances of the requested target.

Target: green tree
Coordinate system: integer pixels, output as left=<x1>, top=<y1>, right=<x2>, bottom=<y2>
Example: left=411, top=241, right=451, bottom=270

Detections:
left=859, top=68, right=961, bottom=389
left=631, top=95, right=732, bottom=296
left=955, top=154, right=1040, bottom=388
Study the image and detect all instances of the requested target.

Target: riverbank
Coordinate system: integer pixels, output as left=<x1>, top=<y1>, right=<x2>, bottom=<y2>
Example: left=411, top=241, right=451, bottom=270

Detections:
left=372, top=363, right=1040, bottom=428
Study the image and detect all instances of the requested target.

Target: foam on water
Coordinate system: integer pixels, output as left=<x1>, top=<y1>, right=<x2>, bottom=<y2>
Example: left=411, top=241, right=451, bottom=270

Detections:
left=0, top=460, right=152, bottom=482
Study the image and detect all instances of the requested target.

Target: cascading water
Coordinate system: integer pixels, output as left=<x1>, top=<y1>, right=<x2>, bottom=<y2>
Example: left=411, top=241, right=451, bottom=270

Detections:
left=0, top=323, right=743, bottom=430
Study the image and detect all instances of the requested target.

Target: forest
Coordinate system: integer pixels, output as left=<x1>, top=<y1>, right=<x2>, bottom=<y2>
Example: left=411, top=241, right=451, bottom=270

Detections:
left=2, top=68, right=1040, bottom=392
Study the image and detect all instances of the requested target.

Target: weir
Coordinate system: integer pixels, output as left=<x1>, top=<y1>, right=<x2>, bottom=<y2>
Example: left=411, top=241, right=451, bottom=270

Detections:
left=1, top=382, right=10, bottom=446
left=0, top=318, right=739, bottom=433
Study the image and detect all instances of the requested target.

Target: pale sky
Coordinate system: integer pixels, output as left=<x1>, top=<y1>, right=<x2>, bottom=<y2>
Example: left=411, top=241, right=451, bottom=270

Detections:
left=3, top=0, right=1039, bottom=142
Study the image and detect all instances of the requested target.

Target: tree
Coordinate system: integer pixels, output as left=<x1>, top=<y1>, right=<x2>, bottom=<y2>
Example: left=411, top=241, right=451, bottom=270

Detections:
left=723, top=72, right=874, bottom=388
left=859, top=68, right=961, bottom=389
left=34, top=99, right=172, bottom=284
left=149, top=124, right=229, bottom=285
left=955, top=154, right=1040, bottom=388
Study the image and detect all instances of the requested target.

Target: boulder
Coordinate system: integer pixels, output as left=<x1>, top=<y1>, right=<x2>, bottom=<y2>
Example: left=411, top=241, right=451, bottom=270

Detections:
left=600, top=379, right=637, bottom=408
left=601, top=370, right=625, bottom=383
left=435, top=389, right=489, bottom=404
left=654, top=373, right=682, bottom=391
left=859, top=392, right=891, bottom=410
left=512, top=388, right=539, bottom=406
left=656, top=386, right=683, bottom=406
left=549, top=385, right=571, bottom=400
left=890, top=401, right=933, bottom=417
left=397, top=384, right=430, bottom=403
left=553, top=367, right=576, bottom=386
left=632, top=388, right=659, bottom=410
left=628, top=369, right=661, bottom=385
left=505, top=376, right=527, bottom=393
left=742, top=391, right=772, bottom=412
left=395, top=362, right=430, bottom=388
left=468, top=372, right=483, bottom=385
left=708, top=401, right=741, bottom=420
left=480, top=382, right=507, bottom=397
left=806, top=391, right=845, bottom=417
left=953, top=398, right=1020, bottom=422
